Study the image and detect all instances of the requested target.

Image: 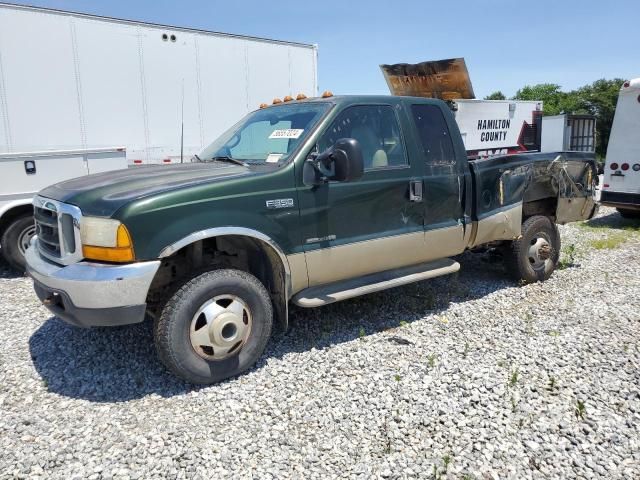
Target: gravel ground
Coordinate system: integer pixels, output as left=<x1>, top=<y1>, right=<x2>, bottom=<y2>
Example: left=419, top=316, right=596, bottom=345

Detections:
left=0, top=206, right=639, bottom=479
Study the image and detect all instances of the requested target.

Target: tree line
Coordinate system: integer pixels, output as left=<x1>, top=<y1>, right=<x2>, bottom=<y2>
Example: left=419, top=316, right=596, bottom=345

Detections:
left=484, top=79, right=624, bottom=157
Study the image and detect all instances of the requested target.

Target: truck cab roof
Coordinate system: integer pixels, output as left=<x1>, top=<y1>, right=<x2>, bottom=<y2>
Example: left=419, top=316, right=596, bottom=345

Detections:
left=263, top=94, right=446, bottom=108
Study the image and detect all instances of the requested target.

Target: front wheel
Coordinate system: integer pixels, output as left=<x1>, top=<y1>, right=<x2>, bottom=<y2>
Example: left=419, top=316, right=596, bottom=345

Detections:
left=1, top=215, right=36, bottom=272
left=154, top=269, right=273, bottom=384
left=503, top=215, right=560, bottom=284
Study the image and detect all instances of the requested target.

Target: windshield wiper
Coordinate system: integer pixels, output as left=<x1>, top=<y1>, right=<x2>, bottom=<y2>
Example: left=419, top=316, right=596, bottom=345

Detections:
left=209, top=156, right=249, bottom=167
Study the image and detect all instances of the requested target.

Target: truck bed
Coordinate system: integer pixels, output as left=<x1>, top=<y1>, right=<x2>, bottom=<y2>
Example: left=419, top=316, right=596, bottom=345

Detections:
left=468, top=151, right=597, bottom=227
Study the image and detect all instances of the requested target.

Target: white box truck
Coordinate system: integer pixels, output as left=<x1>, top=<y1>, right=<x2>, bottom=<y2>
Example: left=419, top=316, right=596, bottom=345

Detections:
left=0, top=3, right=318, bottom=165
left=450, top=99, right=542, bottom=158
left=600, top=78, right=640, bottom=218
left=0, top=148, right=127, bottom=271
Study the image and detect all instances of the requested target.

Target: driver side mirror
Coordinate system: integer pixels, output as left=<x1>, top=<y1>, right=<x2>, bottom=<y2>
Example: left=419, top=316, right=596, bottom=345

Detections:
left=303, top=138, right=364, bottom=185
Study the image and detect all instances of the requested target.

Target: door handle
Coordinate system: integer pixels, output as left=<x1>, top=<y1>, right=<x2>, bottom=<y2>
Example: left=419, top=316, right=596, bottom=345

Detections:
left=409, top=180, right=423, bottom=202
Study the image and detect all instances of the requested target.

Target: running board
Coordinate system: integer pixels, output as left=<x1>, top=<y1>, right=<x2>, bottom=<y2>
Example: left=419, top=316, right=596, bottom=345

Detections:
left=292, top=258, right=460, bottom=308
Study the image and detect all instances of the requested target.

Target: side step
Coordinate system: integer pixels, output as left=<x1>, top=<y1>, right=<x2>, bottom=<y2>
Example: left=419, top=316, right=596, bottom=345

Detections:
left=292, top=258, right=460, bottom=308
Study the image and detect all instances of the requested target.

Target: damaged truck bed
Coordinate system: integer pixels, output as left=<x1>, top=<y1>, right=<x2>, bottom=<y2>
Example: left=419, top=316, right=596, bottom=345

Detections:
left=467, top=151, right=597, bottom=248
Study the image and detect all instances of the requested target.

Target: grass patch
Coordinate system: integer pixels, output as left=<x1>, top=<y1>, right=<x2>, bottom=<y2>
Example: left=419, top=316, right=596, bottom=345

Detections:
left=589, top=233, right=628, bottom=250
left=508, top=368, right=520, bottom=387
left=358, top=326, right=366, bottom=339
left=427, top=353, right=437, bottom=368
left=578, top=220, right=640, bottom=233
left=558, top=243, right=577, bottom=269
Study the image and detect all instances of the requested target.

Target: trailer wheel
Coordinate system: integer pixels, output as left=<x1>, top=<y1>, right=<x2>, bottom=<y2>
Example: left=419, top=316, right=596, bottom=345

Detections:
left=1, top=214, right=36, bottom=273
left=154, top=269, right=273, bottom=384
left=503, top=215, right=560, bottom=284
left=617, top=208, right=640, bottom=219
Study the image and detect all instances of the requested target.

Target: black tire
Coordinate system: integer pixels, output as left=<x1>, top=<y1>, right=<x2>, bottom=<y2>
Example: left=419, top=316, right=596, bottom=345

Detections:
left=1, top=214, right=35, bottom=273
left=503, top=215, right=560, bottom=284
left=154, top=269, right=273, bottom=384
left=617, top=208, right=640, bottom=219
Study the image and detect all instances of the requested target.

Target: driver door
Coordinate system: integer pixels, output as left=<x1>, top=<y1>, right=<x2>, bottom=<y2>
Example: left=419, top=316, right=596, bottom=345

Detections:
left=296, top=103, right=427, bottom=287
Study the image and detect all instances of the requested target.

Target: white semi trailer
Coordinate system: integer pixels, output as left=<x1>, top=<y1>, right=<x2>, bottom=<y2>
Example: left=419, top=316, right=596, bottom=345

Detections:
left=0, top=2, right=318, bottom=271
left=0, top=3, right=318, bottom=164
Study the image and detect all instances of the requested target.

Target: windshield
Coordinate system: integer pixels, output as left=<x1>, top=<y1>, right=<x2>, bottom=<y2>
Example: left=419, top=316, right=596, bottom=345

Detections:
left=198, top=102, right=331, bottom=165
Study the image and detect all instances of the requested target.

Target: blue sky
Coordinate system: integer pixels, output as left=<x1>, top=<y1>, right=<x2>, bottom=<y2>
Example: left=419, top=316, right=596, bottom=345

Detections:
left=7, top=0, right=639, bottom=98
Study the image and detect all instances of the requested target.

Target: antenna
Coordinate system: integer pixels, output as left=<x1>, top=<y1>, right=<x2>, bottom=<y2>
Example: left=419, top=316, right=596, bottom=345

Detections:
left=180, top=79, right=185, bottom=163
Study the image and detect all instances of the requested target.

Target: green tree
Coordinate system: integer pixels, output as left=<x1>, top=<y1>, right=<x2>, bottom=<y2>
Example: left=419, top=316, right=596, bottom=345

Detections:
left=512, top=83, right=583, bottom=116
left=484, top=91, right=506, bottom=100
left=512, top=80, right=624, bottom=157
left=575, top=78, right=624, bottom=156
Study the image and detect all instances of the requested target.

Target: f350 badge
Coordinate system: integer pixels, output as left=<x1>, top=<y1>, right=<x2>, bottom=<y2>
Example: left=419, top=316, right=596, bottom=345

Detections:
left=266, top=198, right=294, bottom=209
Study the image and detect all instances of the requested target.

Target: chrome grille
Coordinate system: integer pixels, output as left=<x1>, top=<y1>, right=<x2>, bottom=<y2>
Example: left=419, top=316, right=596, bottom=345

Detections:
left=32, top=196, right=83, bottom=265
left=34, top=206, right=60, bottom=257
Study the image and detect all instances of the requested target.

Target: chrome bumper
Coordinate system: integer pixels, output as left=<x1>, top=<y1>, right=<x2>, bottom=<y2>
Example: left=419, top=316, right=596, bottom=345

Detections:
left=25, top=239, right=160, bottom=326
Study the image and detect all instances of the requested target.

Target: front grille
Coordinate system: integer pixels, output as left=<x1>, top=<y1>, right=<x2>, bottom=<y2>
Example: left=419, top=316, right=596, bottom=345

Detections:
left=34, top=206, right=61, bottom=257
left=32, top=196, right=83, bottom=265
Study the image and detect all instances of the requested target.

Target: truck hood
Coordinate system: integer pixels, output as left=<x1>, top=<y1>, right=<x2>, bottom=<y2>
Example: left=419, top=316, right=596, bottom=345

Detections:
left=39, top=163, right=251, bottom=217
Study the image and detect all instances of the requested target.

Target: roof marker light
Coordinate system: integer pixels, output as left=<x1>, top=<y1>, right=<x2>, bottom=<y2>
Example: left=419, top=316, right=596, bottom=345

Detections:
left=321, top=91, right=333, bottom=98
left=296, top=93, right=307, bottom=100
left=272, top=98, right=282, bottom=105
left=259, top=103, right=269, bottom=109
left=283, top=95, right=294, bottom=102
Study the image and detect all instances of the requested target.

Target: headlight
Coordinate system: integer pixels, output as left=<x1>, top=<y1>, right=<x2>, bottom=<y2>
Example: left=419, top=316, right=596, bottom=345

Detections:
left=80, top=217, right=135, bottom=262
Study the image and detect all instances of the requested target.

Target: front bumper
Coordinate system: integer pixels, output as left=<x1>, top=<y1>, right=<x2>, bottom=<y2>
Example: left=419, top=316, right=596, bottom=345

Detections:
left=600, top=191, right=640, bottom=211
left=25, top=240, right=160, bottom=327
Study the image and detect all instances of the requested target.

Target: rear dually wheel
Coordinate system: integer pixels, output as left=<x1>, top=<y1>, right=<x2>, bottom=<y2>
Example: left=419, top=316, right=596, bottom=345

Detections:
left=503, top=215, right=560, bottom=284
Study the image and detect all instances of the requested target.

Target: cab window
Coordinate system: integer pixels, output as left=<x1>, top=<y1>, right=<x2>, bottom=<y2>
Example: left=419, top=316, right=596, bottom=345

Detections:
left=199, top=103, right=330, bottom=164
left=317, top=105, right=407, bottom=170
left=411, top=104, right=456, bottom=165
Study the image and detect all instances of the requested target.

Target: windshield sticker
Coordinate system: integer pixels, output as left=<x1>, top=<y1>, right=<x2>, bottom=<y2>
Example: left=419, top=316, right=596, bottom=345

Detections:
left=269, top=129, right=304, bottom=139
left=265, top=153, right=283, bottom=163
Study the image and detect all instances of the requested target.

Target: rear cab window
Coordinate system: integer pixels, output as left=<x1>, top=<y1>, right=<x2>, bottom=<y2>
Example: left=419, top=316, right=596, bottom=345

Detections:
left=410, top=104, right=456, bottom=166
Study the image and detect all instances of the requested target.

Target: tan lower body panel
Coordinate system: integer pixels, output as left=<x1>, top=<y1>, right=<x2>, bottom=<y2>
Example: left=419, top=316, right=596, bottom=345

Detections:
left=470, top=203, right=522, bottom=248
left=304, top=225, right=464, bottom=288
left=287, top=252, right=309, bottom=295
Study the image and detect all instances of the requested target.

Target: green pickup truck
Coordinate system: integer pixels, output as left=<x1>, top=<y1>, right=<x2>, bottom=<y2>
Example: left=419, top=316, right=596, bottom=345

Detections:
left=25, top=95, right=597, bottom=384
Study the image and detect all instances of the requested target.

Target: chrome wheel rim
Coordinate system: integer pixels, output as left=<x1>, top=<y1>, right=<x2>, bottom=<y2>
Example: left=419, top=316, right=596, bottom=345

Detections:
left=528, top=234, right=552, bottom=271
left=190, top=295, right=252, bottom=361
left=18, top=225, right=36, bottom=255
